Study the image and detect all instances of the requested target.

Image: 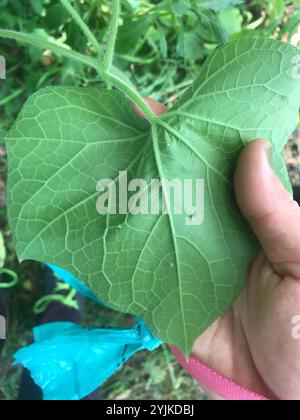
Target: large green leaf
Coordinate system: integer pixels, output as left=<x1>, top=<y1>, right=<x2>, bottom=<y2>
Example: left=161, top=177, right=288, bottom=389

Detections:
left=7, top=38, right=300, bottom=355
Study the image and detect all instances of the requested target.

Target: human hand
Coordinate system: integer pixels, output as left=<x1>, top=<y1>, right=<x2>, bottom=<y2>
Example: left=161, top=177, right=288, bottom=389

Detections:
left=192, top=139, right=300, bottom=401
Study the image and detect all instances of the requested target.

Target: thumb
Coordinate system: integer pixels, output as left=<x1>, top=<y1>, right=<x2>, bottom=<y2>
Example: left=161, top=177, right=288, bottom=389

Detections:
left=234, top=139, right=300, bottom=279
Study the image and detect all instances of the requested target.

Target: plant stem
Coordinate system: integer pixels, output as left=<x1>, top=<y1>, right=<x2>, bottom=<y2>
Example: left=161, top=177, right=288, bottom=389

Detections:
left=60, top=0, right=102, bottom=56
left=162, top=344, right=179, bottom=391
left=104, top=0, right=120, bottom=72
left=104, top=67, right=156, bottom=122
left=0, top=8, right=157, bottom=124
left=0, top=87, right=24, bottom=107
left=0, top=29, right=97, bottom=68
left=101, top=0, right=156, bottom=121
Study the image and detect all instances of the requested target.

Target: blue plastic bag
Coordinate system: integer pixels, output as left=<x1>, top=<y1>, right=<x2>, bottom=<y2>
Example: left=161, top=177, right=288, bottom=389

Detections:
left=13, top=265, right=162, bottom=400
left=14, top=319, right=161, bottom=401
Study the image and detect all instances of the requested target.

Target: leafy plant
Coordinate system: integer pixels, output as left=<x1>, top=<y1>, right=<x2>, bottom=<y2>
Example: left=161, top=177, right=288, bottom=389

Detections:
left=1, top=0, right=300, bottom=356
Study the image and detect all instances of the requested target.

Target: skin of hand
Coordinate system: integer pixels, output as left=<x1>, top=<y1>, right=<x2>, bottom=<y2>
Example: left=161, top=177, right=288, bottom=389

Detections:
left=137, top=99, right=300, bottom=401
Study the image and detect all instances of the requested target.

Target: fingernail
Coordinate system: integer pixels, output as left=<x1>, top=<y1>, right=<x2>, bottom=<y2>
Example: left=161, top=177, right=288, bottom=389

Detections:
left=264, top=141, right=275, bottom=170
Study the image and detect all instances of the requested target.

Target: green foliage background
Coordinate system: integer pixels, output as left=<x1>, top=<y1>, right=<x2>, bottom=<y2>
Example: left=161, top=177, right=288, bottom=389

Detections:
left=0, top=0, right=300, bottom=400
left=1, top=0, right=300, bottom=141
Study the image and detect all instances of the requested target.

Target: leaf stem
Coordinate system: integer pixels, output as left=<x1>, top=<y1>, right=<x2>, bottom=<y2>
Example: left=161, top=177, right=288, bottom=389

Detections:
left=60, top=0, right=102, bottom=56
left=103, top=67, right=156, bottom=122
left=0, top=29, right=97, bottom=68
left=0, top=5, right=157, bottom=124
left=0, top=87, right=24, bottom=107
left=104, top=0, right=120, bottom=72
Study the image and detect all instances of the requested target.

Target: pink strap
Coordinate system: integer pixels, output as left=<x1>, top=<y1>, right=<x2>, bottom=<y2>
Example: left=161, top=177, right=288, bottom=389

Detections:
left=170, top=347, right=269, bottom=401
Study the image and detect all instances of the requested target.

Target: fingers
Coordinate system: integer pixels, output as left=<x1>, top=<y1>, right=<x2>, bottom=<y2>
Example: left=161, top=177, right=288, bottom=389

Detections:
left=234, top=139, right=300, bottom=278
left=133, top=97, right=167, bottom=118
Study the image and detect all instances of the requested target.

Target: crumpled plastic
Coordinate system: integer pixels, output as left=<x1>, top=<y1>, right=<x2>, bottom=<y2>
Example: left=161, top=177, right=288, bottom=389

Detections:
left=14, top=319, right=161, bottom=401
left=13, top=265, right=162, bottom=400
